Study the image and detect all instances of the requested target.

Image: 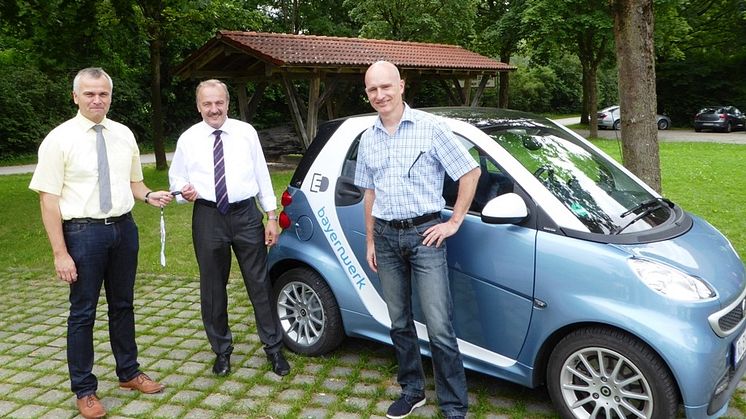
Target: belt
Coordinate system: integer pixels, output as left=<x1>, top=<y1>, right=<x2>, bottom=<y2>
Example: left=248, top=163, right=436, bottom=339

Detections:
left=383, top=212, right=440, bottom=229
left=195, top=197, right=254, bottom=211
left=65, top=212, right=131, bottom=225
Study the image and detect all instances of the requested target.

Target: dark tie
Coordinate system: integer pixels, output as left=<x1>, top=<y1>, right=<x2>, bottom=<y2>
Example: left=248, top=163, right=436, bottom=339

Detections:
left=213, top=130, right=229, bottom=215
left=93, top=125, right=112, bottom=213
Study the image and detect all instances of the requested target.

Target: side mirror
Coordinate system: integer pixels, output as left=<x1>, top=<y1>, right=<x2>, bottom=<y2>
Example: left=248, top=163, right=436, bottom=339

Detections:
left=481, top=193, right=529, bottom=224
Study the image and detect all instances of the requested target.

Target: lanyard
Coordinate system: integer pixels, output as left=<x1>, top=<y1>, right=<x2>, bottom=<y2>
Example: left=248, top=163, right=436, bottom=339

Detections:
left=160, top=206, right=166, bottom=266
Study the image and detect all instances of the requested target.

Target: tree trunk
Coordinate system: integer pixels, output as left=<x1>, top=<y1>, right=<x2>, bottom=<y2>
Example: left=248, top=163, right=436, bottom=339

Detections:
left=587, top=64, right=599, bottom=139
left=498, top=53, right=511, bottom=108
left=149, top=34, right=167, bottom=171
left=611, top=0, right=661, bottom=192
left=580, top=68, right=590, bottom=125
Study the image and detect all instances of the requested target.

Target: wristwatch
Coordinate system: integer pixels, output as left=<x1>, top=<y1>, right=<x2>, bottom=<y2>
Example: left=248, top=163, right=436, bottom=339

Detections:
left=144, top=191, right=153, bottom=203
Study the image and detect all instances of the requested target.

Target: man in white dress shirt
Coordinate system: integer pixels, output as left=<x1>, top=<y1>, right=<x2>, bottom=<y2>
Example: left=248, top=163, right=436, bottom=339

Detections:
left=168, top=79, right=290, bottom=377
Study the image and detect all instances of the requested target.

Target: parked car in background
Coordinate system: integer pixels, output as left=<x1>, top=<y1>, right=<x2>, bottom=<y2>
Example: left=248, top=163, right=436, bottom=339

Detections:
left=597, top=105, right=672, bottom=130
left=694, top=106, right=746, bottom=133
left=268, top=107, right=746, bottom=419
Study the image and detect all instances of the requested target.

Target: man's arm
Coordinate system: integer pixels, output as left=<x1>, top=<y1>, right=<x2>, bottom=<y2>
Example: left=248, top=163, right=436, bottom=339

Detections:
left=363, top=188, right=377, bottom=272
left=130, top=181, right=174, bottom=207
left=422, top=167, right=480, bottom=247
left=39, top=192, right=77, bottom=283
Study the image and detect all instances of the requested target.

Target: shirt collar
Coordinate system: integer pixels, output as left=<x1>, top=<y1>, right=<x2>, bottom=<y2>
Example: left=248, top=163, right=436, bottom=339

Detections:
left=75, top=111, right=110, bottom=132
left=373, top=103, right=414, bottom=133
left=201, top=119, right=230, bottom=137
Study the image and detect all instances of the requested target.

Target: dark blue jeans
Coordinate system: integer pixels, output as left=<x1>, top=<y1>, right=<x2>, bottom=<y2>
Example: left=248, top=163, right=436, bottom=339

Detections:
left=374, top=218, right=468, bottom=417
left=63, top=216, right=141, bottom=397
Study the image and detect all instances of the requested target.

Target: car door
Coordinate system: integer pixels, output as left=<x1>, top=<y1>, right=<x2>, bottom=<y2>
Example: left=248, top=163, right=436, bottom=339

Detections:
left=440, top=135, right=537, bottom=360
left=335, top=132, right=537, bottom=361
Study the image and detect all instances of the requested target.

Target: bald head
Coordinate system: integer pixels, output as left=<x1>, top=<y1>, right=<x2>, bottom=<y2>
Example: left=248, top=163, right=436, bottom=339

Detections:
left=364, top=61, right=405, bottom=121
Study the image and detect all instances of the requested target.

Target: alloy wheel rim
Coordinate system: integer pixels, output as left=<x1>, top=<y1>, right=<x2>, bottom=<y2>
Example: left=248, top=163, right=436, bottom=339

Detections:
left=277, top=281, right=325, bottom=347
left=559, top=346, right=654, bottom=419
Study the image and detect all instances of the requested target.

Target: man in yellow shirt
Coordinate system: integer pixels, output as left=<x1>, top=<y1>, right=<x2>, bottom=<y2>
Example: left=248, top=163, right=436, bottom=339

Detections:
left=29, top=67, right=172, bottom=419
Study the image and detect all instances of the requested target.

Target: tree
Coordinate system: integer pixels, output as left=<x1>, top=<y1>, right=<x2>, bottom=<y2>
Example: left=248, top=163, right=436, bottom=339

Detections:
left=473, top=0, right=527, bottom=108
left=610, top=0, right=661, bottom=191
left=345, top=0, right=477, bottom=44
left=522, top=0, right=615, bottom=137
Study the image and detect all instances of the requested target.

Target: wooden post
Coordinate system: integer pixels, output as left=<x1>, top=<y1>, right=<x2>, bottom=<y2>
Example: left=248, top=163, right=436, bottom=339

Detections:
left=307, top=75, right=321, bottom=143
left=236, top=82, right=249, bottom=122
left=462, top=77, right=472, bottom=106
left=282, top=74, right=309, bottom=149
left=471, top=76, right=490, bottom=107
left=246, top=82, right=268, bottom=122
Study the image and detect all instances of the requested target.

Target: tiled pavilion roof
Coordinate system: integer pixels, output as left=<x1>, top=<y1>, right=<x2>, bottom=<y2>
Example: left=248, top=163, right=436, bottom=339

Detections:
left=175, top=31, right=514, bottom=80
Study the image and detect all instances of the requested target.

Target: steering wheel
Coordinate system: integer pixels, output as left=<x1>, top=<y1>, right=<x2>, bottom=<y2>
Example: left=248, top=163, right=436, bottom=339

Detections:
left=533, top=164, right=555, bottom=183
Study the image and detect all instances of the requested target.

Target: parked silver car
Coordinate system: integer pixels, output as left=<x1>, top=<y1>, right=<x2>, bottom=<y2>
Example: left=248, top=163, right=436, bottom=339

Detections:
left=597, top=105, right=671, bottom=130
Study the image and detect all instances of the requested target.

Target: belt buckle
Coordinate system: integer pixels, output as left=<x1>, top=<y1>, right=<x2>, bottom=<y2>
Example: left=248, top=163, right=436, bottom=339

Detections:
left=104, top=217, right=115, bottom=225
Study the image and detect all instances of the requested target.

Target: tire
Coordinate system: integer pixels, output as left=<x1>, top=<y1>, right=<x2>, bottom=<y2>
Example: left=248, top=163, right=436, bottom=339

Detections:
left=612, top=120, right=621, bottom=130
left=657, top=119, right=669, bottom=130
left=724, top=122, right=732, bottom=133
left=546, top=327, right=678, bottom=419
left=273, top=268, right=345, bottom=356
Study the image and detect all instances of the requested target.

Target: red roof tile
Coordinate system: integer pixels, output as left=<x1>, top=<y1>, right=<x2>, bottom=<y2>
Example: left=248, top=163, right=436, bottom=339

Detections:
left=216, top=31, right=514, bottom=71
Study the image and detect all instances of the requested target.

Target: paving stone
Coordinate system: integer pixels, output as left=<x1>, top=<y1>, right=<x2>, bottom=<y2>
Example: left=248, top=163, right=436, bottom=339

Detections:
left=248, top=385, right=274, bottom=398
left=330, top=366, right=354, bottom=377
left=217, top=380, right=246, bottom=395
left=169, top=389, right=203, bottom=404
left=6, top=404, right=47, bottom=418
left=151, top=404, right=185, bottom=418
left=267, top=402, right=293, bottom=416
left=38, top=407, right=70, bottom=418
left=0, top=400, right=19, bottom=416
left=291, top=374, right=316, bottom=385
left=184, top=407, right=214, bottom=418
left=159, top=373, right=191, bottom=387
left=343, top=396, right=369, bottom=409
left=188, top=376, right=217, bottom=390
left=202, top=392, right=232, bottom=408
left=311, top=392, right=337, bottom=406
left=332, top=412, right=363, bottom=419
left=119, top=400, right=155, bottom=416
left=34, top=388, right=69, bottom=405
left=299, top=407, right=330, bottom=418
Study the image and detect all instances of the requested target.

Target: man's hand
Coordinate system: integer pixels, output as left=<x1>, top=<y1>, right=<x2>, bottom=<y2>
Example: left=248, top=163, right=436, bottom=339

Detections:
left=265, top=219, right=280, bottom=247
left=422, top=219, right=460, bottom=248
left=54, top=251, right=77, bottom=284
left=180, top=184, right=198, bottom=202
left=146, top=190, right=174, bottom=207
left=366, top=240, right=377, bottom=272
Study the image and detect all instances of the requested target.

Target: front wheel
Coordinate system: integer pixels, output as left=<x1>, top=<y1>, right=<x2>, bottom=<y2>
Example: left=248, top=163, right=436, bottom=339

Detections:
left=273, top=268, right=345, bottom=356
left=547, top=327, right=678, bottom=419
left=657, top=119, right=669, bottom=130
left=612, top=120, right=621, bottom=130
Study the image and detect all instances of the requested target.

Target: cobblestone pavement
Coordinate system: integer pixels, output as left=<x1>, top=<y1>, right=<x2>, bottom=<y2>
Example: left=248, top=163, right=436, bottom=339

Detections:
left=1, top=268, right=744, bottom=419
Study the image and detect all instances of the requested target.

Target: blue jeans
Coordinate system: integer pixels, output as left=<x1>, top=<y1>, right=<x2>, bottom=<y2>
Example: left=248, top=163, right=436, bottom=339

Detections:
left=374, top=218, right=468, bottom=417
left=63, top=216, right=141, bottom=397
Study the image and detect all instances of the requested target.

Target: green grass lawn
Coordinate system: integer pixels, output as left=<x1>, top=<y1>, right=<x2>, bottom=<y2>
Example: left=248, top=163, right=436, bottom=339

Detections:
left=2, top=141, right=744, bottom=276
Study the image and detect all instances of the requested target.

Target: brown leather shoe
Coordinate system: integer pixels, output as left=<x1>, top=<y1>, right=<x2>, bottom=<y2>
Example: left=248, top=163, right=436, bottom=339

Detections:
left=119, top=373, right=165, bottom=394
left=76, top=394, right=106, bottom=418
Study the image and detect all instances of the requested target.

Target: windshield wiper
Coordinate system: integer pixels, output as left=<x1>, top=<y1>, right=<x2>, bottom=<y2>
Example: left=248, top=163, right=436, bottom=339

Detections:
left=619, top=197, right=673, bottom=218
left=614, top=198, right=674, bottom=235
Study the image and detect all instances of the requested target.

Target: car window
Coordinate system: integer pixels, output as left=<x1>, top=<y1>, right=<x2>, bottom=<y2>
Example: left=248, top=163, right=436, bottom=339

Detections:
left=482, top=125, right=671, bottom=235
left=442, top=136, right=514, bottom=213
left=339, top=131, right=514, bottom=214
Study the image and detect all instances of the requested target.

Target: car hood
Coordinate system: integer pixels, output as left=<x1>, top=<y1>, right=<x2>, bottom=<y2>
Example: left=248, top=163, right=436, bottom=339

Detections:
left=615, top=214, right=745, bottom=305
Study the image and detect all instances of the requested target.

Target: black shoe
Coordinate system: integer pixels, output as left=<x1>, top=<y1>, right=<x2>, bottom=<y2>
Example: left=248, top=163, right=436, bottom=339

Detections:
left=386, top=394, right=426, bottom=419
left=212, top=353, right=231, bottom=376
left=267, top=351, right=290, bottom=376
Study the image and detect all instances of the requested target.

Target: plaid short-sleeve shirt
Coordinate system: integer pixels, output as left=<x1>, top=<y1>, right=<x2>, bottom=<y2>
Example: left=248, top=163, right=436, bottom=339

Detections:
left=354, top=105, right=478, bottom=220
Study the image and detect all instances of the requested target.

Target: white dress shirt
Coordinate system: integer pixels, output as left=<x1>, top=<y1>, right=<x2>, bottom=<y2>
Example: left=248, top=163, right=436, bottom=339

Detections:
left=169, top=118, right=277, bottom=212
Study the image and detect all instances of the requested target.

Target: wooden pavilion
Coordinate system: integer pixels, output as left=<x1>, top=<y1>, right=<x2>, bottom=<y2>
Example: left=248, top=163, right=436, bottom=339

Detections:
left=174, top=31, right=515, bottom=148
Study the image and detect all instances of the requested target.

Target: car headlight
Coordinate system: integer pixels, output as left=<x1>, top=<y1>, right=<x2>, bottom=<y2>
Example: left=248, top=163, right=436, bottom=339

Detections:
left=628, top=258, right=715, bottom=301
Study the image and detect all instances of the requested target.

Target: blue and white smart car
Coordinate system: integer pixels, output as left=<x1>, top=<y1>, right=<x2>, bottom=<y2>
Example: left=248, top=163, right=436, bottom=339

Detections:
left=267, top=107, right=746, bottom=419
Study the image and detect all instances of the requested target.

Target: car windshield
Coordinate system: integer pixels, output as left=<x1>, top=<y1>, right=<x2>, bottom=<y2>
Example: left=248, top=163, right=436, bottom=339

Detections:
left=481, top=124, right=672, bottom=235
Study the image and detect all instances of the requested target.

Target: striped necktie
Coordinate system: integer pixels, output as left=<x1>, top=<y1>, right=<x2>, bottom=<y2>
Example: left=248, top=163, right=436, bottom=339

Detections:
left=213, top=130, right=229, bottom=214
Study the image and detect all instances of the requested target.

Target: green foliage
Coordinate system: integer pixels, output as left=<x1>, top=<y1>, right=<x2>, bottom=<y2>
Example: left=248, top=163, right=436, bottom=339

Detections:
left=346, top=0, right=477, bottom=44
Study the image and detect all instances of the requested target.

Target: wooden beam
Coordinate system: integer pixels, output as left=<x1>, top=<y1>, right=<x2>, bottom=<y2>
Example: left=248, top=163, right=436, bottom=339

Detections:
left=246, top=82, right=268, bottom=122
left=452, top=78, right=466, bottom=105
left=440, top=79, right=460, bottom=105
left=282, top=74, right=310, bottom=149
left=471, top=76, right=490, bottom=107
left=307, top=75, right=321, bottom=144
left=236, top=82, right=249, bottom=122
left=462, top=77, right=472, bottom=106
